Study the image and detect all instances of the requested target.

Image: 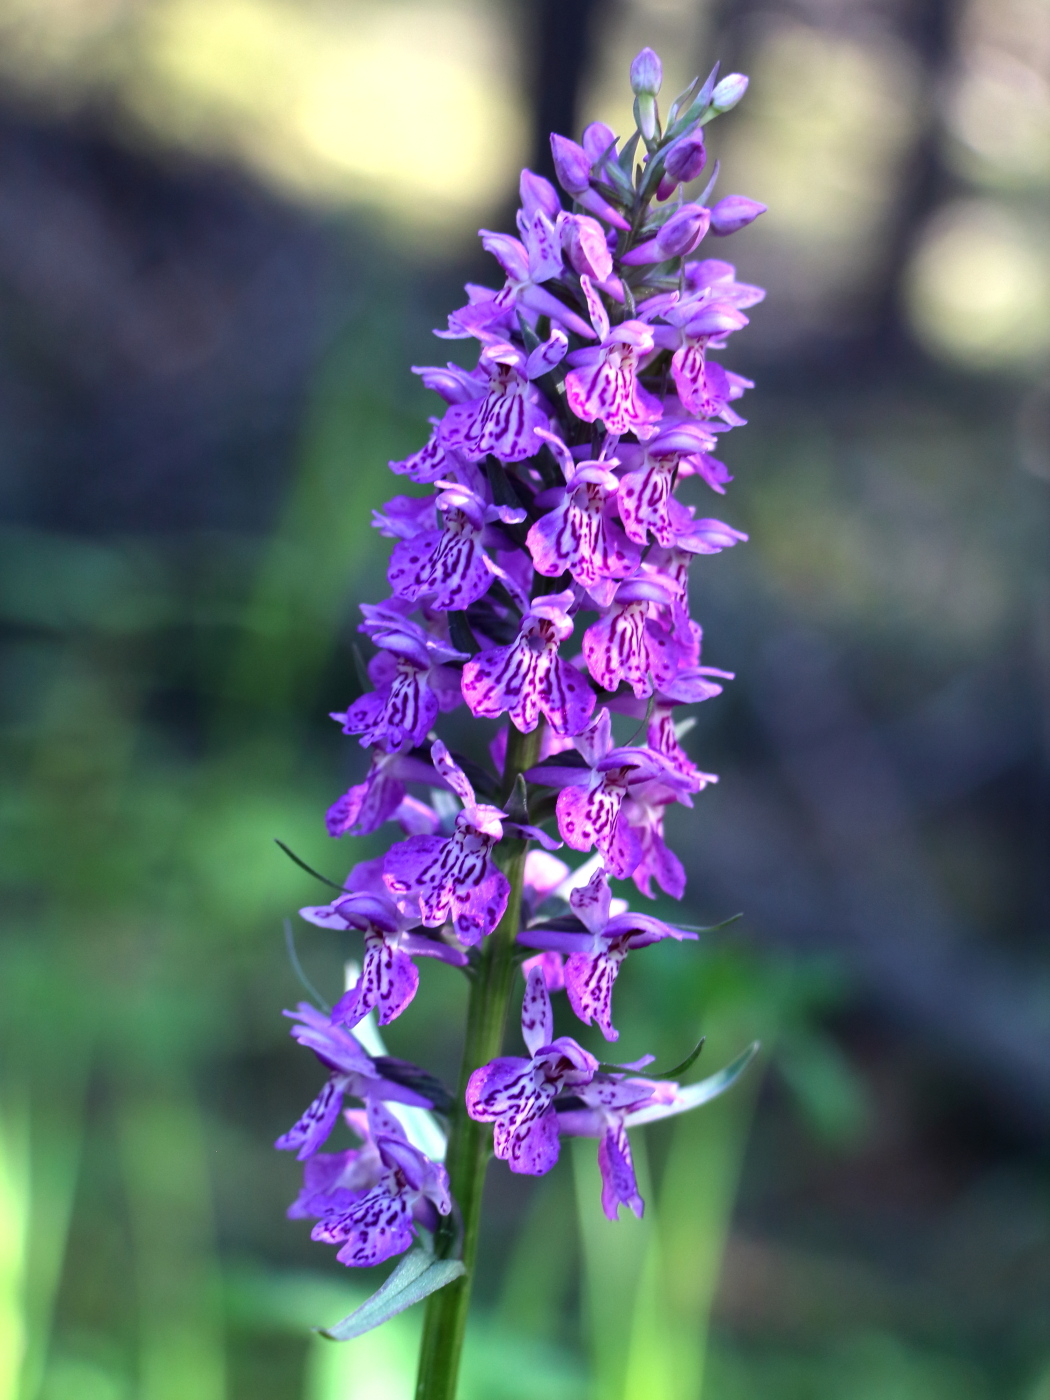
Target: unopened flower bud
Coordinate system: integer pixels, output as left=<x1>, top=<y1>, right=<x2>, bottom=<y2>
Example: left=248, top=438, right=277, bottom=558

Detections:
left=630, top=48, right=662, bottom=97
left=561, top=213, right=613, bottom=281
left=620, top=203, right=710, bottom=265
left=520, top=168, right=562, bottom=221
left=550, top=133, right=591, bottom=195
left=709, top=194, right=766, bottom=235
left=582, top=121, right=618, bottom=167
left=657, top=131, right=706, bottom=200
left=711, top=72, right=748, bottom=112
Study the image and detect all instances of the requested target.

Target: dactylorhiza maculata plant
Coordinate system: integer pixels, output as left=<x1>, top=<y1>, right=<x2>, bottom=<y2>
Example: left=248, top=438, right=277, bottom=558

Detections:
left=274, top=48, right=765, bottom=1400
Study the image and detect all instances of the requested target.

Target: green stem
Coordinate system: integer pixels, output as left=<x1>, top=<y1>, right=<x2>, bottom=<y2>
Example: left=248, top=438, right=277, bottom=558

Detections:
left=413, top=720, right=542, bottom=1400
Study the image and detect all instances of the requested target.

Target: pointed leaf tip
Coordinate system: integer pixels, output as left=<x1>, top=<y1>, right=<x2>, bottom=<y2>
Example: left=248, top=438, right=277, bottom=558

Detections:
left=319, top=1246, right=466, bottom=1342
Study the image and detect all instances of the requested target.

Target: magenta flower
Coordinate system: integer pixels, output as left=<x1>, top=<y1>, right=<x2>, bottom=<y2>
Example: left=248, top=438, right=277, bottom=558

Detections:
left=466, top=968, right=598, bottom=1174
left=383, top=740, right=514, bottom=946
left=582, top=574, right=695, bottom=697
left=564, top=277, right=663, bottom=439
left=526, top=430, right=640, bottom=606
left=274, top=1004, right=433, bottom=1160
left=557, top=1073, right=676, bottom=1219
left=517, top=866, right=696, bottom=1040
left=531, top=709, right=696, bottom=878
left=325, top=749, right=440, bottom=838
left=461, top=589, right=595, bottom=736
left=333, top=611, right=466, bottom=755
left=300, top=872, right=467, bottom=1030
left=275, top=45, right=765, bottom=1341
left=438, top=338, right=561, bottom=463
left=310, top=1099, right=451, bottom=1267
left=387, top=480, right=527, bottom=612
left=286, top=1107, right=385, bottom=1220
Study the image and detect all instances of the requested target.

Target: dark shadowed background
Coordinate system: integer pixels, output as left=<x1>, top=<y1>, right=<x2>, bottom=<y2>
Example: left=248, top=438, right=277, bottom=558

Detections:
left=1, top=1, right=1048, bottom=1398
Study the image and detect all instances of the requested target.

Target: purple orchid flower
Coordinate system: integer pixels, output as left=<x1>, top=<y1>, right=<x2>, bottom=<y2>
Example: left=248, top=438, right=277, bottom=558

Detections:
left=582, top=573, right=697, bottom=698
left=461, top=589, right=595, bottom=736
left=526, top=430, right=640, bottom=607
left=619, top=779, right=695, bottom=899
left=557, top=1042, right=763, bottom=1217
left=387, top=480, right=527, bottom=612
left=564, top=277, right=663, bottom=439
left=286, top=1107, right=385, bottom=1220
left=438, top=337, right=561, bottom=464
left=529, top=709, right=696, bottom=878
left=466, top=967, right=598, bottom=1174
left=310, top=1098, right=451, bottom=1267
left=557, top=1072, right=676, bottom=1219
left=300, top=870, right=467, bottom=1031
left=382, top=740, right=512, bottom=946
left=333, top=608, right=466, bottom=755
left=274, top=1004, right=433, bottom=1161
left=517, top=865, right=696, bottom=1040
left=325, top=749, right=440, bottom=838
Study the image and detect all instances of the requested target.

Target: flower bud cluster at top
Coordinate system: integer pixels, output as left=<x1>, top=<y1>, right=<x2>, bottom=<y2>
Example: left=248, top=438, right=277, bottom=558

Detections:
left=275, top=49, right=765, bottom=1271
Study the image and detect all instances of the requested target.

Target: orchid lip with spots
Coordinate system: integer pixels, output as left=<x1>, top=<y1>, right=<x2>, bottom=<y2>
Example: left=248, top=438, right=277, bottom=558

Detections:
left=272, top=45, right=764, bottom=1397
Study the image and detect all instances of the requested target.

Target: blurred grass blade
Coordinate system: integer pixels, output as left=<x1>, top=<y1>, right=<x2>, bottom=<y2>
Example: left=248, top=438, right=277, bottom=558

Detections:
left=118, top=1078, right=226, bottom=1400
left=0, top=1090, right=28, bottom=1400
left=320, top=1247, right=465, bottom=1342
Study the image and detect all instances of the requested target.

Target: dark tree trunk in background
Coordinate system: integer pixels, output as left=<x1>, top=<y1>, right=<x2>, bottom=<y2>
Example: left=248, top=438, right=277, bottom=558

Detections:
left=528, top=0, right=599, bottom=176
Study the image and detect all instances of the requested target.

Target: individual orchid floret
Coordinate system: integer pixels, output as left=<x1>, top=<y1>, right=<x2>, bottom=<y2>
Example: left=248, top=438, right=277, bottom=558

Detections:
left=310, top=1099, right=451, bottom=1267
left=549, top=133, right=630, bottom=230
left=387, top=481, right=526, bottom=612
left=333, top=613, right=466, bottom=755
left=325, top=749, right=439, bottom=838
left=300, top=877, right=467, bottom=1031
left=480, top=198, right=596, bottom=341
left=461, top=589, right=595, bottom=736
left=439, top=339, right=559, bottom=463
left=286, top=1108, right=385, bottom=1221
left=274, top=1004, right=432, bottom=1160
left=383, top=740, right=512, bottom=946
left=620, top=204, right=710, bottom=266
left=558, top=1072, right=676, bottom=1219
left=466, top=968, right=598, bottom=1174
left=709, top=194, right=767, bottom=235
left=619, top=778, right=694, bottom=899
left=564, top=277, right=662, bottom=439
left=526, top=430, right=640, bottom=607
left=558, top=1044, right=763, bottom=1217
left=530, top=709, right=697, bottom=878
left=657, top=131, right=706, bottom=201
left=559, top=213, right=613, bottom=283
left=371, top=494, right=437, bottom=540
left=517, top=866, right=696, bottom=1040
left=582, top=574, right=696, bottom=698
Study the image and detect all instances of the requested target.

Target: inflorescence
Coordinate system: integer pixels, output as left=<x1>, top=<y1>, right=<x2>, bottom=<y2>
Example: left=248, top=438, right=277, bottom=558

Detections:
left=275, top=47, right=765, bottom=1281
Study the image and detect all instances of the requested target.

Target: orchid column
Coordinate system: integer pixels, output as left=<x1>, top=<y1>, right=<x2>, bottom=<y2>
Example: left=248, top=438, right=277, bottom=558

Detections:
left=272, top=47, right=765, bottom=1400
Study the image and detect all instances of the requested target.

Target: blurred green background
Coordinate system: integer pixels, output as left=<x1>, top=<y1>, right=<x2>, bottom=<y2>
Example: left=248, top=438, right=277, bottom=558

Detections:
left=0, top=1, right=1047, bottom=1397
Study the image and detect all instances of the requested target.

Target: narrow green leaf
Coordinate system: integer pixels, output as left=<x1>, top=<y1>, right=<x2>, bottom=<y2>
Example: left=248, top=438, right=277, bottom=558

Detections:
left=625, top=1043, right=761, bottom=1126
left=274, top=839, right=348, bottom=893
left=319, top=1246, right=466, bottom=1342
